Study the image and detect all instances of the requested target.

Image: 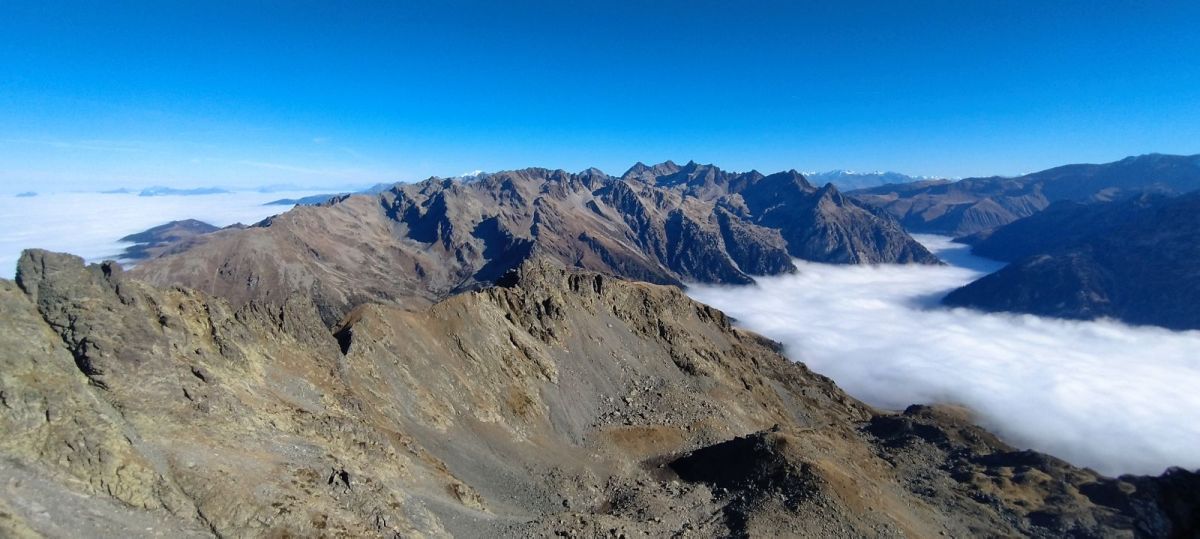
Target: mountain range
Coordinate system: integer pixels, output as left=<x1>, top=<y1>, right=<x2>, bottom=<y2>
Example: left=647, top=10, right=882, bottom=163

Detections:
left=805, top=170, right=941, bottom=191
left=850, top=153, right=1200, bottom=236
left=137, top=186, right=233, bottom=197
left=128, top=161, right=936, bottom=325
left=945, top=192, right=1200, bottom=329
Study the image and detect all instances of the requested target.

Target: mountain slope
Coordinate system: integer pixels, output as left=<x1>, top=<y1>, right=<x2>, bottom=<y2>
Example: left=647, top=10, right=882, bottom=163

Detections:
left=117, top=219, right=230, bottom=262
left=944, top=192, right=1200, bottom=329
left=851, top=153, right=1200, bottom=236
left=130, top=164, right=936, bottom=325
left=3, top=250, right=1196, bottom=537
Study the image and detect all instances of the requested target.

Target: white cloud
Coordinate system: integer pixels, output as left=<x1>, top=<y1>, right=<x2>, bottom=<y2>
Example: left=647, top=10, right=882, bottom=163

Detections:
left=688, top=235, right=1200, bottom=476
left=0, top=191, right=325, bottom=278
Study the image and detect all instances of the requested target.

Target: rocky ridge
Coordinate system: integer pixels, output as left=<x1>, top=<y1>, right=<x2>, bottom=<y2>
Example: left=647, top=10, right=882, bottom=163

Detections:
left=129, top=162, right=936, bottom=326
left=850, top=153, right=1200, bottom=236
left=1, top=250, right=1197, bottom=538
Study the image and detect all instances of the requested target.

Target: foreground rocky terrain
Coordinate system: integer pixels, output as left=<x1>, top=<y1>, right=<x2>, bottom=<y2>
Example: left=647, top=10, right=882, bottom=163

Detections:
left=850, top=153, right=1200, bottom=236
left=128, top=162, right=935, bottom=325
left=2, top=249, right=1198, bottom=538
left=945, top=191, right=1200, bottom=330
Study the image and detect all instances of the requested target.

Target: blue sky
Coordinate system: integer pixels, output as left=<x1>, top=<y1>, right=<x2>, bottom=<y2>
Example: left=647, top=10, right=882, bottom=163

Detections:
left=2, top=1, right=1199, bottom=192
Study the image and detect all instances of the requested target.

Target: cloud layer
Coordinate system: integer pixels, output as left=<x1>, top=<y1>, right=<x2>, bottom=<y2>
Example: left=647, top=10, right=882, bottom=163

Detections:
left=0, top=191, right=323, bottom=278
left=688, top=235, right=1200, bottom=476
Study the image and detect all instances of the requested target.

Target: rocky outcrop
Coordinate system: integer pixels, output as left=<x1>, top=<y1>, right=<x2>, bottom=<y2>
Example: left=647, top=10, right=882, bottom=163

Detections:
left=130, top=163, right=936, bottom=325
left=851, top=153, right=1200, bottom=236
left=945, top=192, right=1200, bottom=329
left=2, top=251, right=1196, bottom=538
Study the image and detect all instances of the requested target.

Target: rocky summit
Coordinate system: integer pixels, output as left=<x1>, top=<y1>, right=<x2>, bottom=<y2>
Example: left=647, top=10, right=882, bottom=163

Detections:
left=1, top=249, right=1198, bottom=538
left=128, top=163, right=936, bottom=326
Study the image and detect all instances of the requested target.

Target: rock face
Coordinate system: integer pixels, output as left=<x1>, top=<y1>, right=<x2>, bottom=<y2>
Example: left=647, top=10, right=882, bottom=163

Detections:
left=130, top=163, right=936, bottom=325
left=2, top=250, right=1197, bottom=538
left=945, top=192, right=1200, bottom=329
left=633, top=164, right=938, bottom=265
left=851, top=153, right=1200, bottom=236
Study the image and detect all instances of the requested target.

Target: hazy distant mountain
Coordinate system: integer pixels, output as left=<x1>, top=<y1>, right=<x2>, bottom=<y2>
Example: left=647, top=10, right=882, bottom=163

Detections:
left=945, top=191, right=1200, bottom=329
left=805, top=170, right=940, bottom=191
left=119, top=219, right=220, bottom=244
left=132, top=161, right=935, bottom=325
left=851, top=153, right=1200, bottom=236
left=116, top=219, right=223, bottom=261
left=265, top=182, right=399, bottom=206
left=14, top=191, right=36, bottom=198
left=138, top=186, right=231, bottom=197
left=265, top=193, right=343, bottom=206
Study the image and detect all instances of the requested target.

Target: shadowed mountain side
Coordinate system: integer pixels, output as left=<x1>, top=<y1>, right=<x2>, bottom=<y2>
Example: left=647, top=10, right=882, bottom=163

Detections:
left=945, top=192, right=1200, bottom=329
left=851, top=153, right=1200, bottom=236
left=3, top=251, right=1196, bottom=537
left=130, top=164, right=936, bottom=325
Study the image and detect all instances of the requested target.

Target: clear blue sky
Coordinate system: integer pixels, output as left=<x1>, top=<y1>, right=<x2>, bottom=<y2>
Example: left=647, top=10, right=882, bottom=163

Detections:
left=2, top=1, right=1199, bottom=192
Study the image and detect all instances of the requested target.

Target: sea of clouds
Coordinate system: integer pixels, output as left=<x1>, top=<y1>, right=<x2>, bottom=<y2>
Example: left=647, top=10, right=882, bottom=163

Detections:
left=0, top=190, right=324, bottom=278
left=689, top=235, right=1200, bottom=477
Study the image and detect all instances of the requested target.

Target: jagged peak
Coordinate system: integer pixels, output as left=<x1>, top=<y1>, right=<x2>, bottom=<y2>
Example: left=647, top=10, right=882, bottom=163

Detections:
left=815, top=182, right=847, bottom=204
left=623, top=161, right=649, bottom=175
left=758, top=169, right=814, bottom=190
left=621, top=160, right=682, bottom=181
